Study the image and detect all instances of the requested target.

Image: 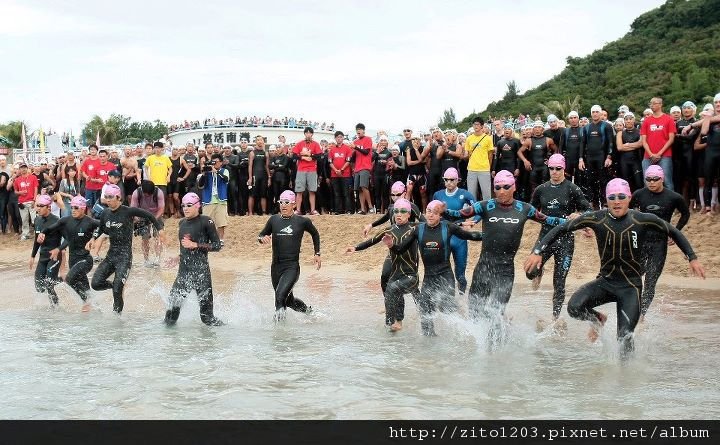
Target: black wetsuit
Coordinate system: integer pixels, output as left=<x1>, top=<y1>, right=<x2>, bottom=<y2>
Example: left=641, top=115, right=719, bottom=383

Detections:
left=393, top=221, right=483, bottom=335
left=449, top=200, right=564, bottom=319
left=270, top=154, right=291, bottom=209
left=492, top=137, right=521, bottom=174
left=528, top=180, right=592, bottom=317
left=42, top=215, right=100, bottom=302
left=251, top=148, right=268, bottom=201
left=703, top=122, right=720, bottom=207
left=525, top=136, right=550, bottom=192
left=355, top=223, right=418, bottom=326
left=580, top=121, right=614, bottom=207
left=237, top=150, right=250, bottom=215
left=618, top=128, right=644, bottom=191
left=91, top=205, right=163, bottom=313
left=31, top=213, right=62, bottom=304
left=630, top=187, right=690, bottom=315
left=183, top=153, right=199, bottom=192
left=165, top=215, right=223, bottom=326
left=372, top=149, right=392, bottom=213
left=560, top=126, right=584, bottom=178
left=369, top=202, right=425, bottom=293
left=675, top=118, right=696, bottom=190
left=258, top=214, right=320, bottom=314
left=534, top=209, right=697, bottom=355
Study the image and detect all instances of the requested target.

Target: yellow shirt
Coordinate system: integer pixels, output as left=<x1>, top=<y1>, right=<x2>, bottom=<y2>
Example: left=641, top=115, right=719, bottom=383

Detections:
left=145, top=154, right=172, bottom=186
left=465, top=133, right=493, bottom=171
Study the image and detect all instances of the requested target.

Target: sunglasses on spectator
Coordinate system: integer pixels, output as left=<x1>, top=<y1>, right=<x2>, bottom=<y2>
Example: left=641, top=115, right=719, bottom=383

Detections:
left=645, top=177, right=662, bottom=182
left=494, top=184, right=512, bottom=191
left=392, top=208, right=409, bottom=214
left=548, top=166, right=564, bottom=171
left=103, top=194, right=118, bottom=200
left=70, top=206, right=84, bottom=210
left=181, top=203, right=196, bottom=208
left=443, top=178, right=457, bottom=182
left=279, top=200, right=293, bottom=206
left=390, top=193, right=403, bottom=197
left=607, top=193, right=628, bottom=201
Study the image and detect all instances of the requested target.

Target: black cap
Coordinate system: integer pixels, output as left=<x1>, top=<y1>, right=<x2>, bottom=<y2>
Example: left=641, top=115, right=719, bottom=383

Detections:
left=108, top=170, right=122, bottom=177
left=355, top=123, right=365, bottom=130
left=303, top=126, right=314, bottom=134
left=153, top=141, right=164, bottom=148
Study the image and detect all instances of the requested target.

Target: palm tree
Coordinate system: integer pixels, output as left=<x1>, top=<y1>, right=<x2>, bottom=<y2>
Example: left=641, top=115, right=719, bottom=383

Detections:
left=0, top=121, right=25, bottom=147
left=82, top=115, right=118, bottom=145
left=538, top=95, right=582, bottom=119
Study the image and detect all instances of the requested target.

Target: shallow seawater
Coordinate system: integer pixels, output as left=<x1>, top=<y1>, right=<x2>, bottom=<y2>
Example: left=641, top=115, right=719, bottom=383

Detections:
left=1, top=261, right=719, bottom=419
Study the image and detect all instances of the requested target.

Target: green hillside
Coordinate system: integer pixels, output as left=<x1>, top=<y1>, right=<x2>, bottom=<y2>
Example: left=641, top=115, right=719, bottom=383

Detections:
left=460, top=0, right=720, bottom=125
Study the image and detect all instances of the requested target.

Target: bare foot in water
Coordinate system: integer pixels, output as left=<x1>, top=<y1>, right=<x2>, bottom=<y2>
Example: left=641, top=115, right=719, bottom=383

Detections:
left=81, top=303, right=91, bottom=312
left=588, top=312, right=607, bottom=342
left=390, top=321, right=403, bottom=332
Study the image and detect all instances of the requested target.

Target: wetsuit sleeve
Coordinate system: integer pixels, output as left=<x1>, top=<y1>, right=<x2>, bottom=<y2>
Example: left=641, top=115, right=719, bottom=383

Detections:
left=42, top=217, right=68, bottom=250
left=197, top=173, right=206, bottom=189
left=530, top=185, right=542, bottom=209
left=128, top=207, right=164, bottom=231
left=355, top=229, right=389, bottom=251
left=675, top=194, right=690, bottom=231
left=604, top=124, right=615, bottom=157
left=447, top=222, right=483, bottom=241
left=635, top=212, right=697, bottom=261
left=572, top=184, right=592, bottom=212
left=258, top=217, right=273, bottom=241
left=527, top=205, right=565, bottom=226
left=411, top=203, right=426, bottom=222
left=31, top=235, right=41, bottom=258
left=532, top=213, right=597, bottom=254
left=198, top=217, right=222, bottom=252
left=353, top=146, right=370, bottom=155
left=464, top=194, right=481, bottom=223
left=371, top=209, right=390, bottom=227
left=304, top=218, right=321, bottom=255
left=218, top=168, right=230, bottom=183
left=447, top=200, right=481, bottom=219
left=93, top=211, right=106, bottom=239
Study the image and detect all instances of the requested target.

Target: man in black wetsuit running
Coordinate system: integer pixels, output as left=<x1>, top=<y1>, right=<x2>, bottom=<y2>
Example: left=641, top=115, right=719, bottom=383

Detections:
left=88, top=184, right=166, bottom=314
left=164, top=192, right=224, bottom=326
left=630, top=165, right=690, bottom=321
left=258, top=189, right=321, bottom=321
left=524, top=178, right=704, bottom=357
left=29, top=194, right=62, bottom=306
left=391, top=199, right=483, bottom=336
left=38, top=196, right=99, bottom=311
left=446, top=170, right=565, bottom=335
left=526, top=154, right=592, bottom=328
left=347, top=198, right=419, bottom=332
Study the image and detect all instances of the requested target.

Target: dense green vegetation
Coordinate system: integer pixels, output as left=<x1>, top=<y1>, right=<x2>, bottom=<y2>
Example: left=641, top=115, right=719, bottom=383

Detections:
left=455, top=0, right=720, bottom=128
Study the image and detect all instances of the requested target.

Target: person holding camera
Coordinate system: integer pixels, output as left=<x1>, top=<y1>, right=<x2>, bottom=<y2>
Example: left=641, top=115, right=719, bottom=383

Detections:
left=197, top=153, right=230, bottom=244
left=7, top=163, right=39, bottom=240
left=130, top=180, right=165, bottom=267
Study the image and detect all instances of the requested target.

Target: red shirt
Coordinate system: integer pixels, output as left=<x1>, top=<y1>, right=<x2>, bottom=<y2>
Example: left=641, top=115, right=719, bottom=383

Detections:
left=328, top=144, right=353, bottom=178
left=292, top=140, right=322, bottom=172
left=81, top=158, right=102, bottom=191
left=640, top=114, right=676, bottom=158
left=352, top=136, right=373, bottom=172
left=15, top=173, right=39, bottom=204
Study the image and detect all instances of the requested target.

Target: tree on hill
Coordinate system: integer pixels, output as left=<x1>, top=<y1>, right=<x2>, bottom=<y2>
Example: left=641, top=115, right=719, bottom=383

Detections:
left=456, top=0, right=720, bottom=120
left=438, top=108, right=458, bottom=129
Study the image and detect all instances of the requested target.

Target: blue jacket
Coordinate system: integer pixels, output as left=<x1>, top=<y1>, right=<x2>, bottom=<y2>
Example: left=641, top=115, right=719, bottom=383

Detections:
left=197, top=168, right=230, bottom=204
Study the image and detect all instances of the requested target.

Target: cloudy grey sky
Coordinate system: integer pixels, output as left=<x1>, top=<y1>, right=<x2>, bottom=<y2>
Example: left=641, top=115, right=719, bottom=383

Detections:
left=1, top=0, right=664, bottom=135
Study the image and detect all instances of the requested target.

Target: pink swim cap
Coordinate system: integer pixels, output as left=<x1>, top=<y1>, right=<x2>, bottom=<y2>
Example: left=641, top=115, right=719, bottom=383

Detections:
left=443, top=167, right=459, bottom=179
left=104, top=184, right=122, bottom=198
left=645, top=165, right=665, bottom=180
left=35, top=194, right=52, bottom=206
left=394, top=198, right=412, bottom=211
left=427, top=200, right=445, bottom=212
left=494, top=170, right=516, bottom=186
left=548, top=154, right=566, bottom=169
left=70, top=196, right=87, bottom=208
left=606, top=178, right=631, bottom=197
left=390, top=181, right=405, bottom=194
left=279, top=190, right=296, bottom=202
left=182, top=192, right=201, bottom=207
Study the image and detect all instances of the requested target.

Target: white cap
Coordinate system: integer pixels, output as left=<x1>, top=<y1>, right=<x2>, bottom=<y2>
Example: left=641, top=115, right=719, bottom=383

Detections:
left=624, top=112, right=635, bottom=119
left=618, top=105, right=629, bottom=113
left=590, top=105, right=602, bottom=113
left=703, top=103, right=713, bottom=112
left=568, top=111, right=579, bottom=118
left=669, top=106, right=681, bottom=113
left=378, top=135, right=389, bottom=142
left=223, top=144, right=231, bottom=149
left=547, top=114, right=558, bottom=123
left=268, top=144, right=277, bottom=151
left=715, top=93, right=720, bottom=102
left=644, top=108, right=652, bottom=115
left=533, top=120, right=544, bottom=127
left=615, top=117, right=625, bottom=125
left=682, top=101, right=697, bottom=109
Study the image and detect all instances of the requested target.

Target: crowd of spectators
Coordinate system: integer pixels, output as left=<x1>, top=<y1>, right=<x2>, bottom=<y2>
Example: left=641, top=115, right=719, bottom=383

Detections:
left=168, top=116, right=335, bottom=133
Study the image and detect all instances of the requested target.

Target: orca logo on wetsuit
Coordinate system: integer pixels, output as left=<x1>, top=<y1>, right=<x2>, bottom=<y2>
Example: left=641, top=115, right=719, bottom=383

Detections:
left=106, top=221, right=123, bottom=229
left=646, top=204, right=662, bottom=212
left=547, top=198, right=560, bottom=209
left=631, top=230, right=638, bottom=248
left=488, top=217, right=520, bottom=224
left=279, top=225, right=293, bottom=235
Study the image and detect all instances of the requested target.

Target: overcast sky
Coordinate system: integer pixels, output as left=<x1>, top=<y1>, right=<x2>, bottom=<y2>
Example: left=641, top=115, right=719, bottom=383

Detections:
left=0, top=0, right=665, bottom=136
